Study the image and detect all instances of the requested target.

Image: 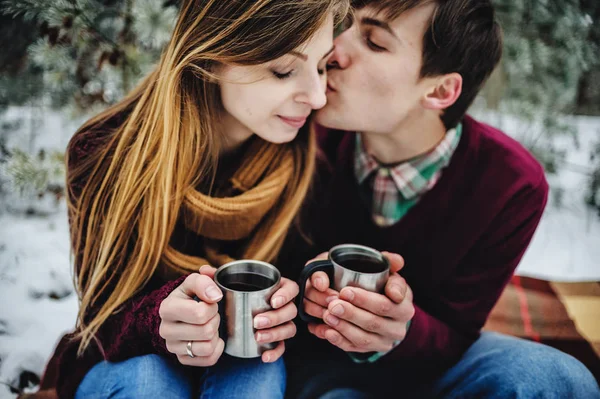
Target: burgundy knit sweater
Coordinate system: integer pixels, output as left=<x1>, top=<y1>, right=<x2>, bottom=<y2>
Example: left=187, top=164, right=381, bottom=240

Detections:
left=37, top=115, right=547, bottom=398
left=284, top=115, right=549, bottom=389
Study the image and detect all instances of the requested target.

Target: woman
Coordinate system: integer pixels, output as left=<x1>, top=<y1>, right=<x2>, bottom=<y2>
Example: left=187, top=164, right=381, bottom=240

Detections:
left=33, top=0, right=349, bottom=398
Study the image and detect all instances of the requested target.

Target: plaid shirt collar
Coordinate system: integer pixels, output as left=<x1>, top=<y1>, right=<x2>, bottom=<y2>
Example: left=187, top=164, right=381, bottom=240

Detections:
left=354, top=124, right=462, bottom=201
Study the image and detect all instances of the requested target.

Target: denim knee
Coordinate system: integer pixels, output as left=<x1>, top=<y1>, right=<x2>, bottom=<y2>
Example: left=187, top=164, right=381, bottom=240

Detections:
left=465, top=334, right=599, bottom=398
left=199, top=355, right=286, bottom=399
left=76, top=354, right=193, bottom=399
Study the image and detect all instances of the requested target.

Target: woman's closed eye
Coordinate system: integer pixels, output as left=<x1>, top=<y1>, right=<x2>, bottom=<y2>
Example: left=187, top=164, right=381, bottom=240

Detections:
left=272, top=69, right=295, bottom=80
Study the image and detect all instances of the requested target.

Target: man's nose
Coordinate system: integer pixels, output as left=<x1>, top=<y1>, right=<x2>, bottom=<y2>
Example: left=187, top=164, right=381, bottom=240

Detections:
left=327, top=34, right=351, bottom=70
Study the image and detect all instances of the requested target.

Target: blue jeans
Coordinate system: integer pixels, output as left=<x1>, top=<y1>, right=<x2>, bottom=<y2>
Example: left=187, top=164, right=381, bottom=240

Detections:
left=75, top=353, right=286, bottom=399
left=289, top=332, right=600, bottom=399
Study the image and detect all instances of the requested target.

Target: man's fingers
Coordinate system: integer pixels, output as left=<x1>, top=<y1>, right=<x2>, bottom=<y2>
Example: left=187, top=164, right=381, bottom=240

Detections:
left=326, top=298, right=406, bottom=341
left=382, top=251, right=405, bottom=273
left=254, top=301, right=297, bottom=329
left=339, top=285, right=414, bottom=322
left=322, top=310, right=393, bottom=352
left=305, top=252, right=328, bottom=265
left=176, top=273, right=223, bottom=303
left=303, top=298, right=327, bottom=320
left=255, top=321, right=297, bottom=344
left=323, top=328, right=360, bottom=352
left=309, top=271, right=331, bottom=293
left=338, top=287, right=397, bottom=317
left=305, top=280, right=339, bottom=308
left=384, top=274, right=409, bottom=304
left=270, top=278, right=299, bottom=309
left=159, top=296, right=219, bottom=325
left=308, top=323, right=331, bottom=340
left=199, top=265, right=217, bottom=279
left=261, top=341, right=286, bottom=363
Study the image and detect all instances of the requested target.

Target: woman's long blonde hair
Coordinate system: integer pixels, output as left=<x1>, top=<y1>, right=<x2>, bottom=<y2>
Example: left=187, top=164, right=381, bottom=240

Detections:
left=67, top=0, right=349, bottom=354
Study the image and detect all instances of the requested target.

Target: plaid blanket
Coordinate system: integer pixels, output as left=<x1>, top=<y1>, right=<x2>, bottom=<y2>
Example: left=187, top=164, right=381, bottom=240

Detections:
left=484, top=276, right=600, bottom=383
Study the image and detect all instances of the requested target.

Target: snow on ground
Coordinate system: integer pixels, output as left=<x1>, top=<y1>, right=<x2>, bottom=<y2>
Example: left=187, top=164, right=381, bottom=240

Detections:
left=509, top=115, right=600, bottom=281
left=0, top=207, right=77, bottom=398
left=0, top=108, right=599, bottom=397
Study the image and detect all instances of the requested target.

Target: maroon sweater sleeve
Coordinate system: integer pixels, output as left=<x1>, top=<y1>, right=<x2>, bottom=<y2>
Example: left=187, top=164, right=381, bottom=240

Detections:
left=54, top=276, right=185, bottom=398
left=384, top=173, right=549, bottom=372
left=54, top=125, right=188, bottom=398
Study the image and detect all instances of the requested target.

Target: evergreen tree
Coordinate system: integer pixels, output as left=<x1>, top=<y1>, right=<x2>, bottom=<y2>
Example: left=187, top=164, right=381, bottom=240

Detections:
left=0, top=0, right=177, bottom=214
left=480, top=0, right=597, bottom=174
left=1, top=0, right=600, bottom=213
left=576, top=0, right=600, bottom=116
left=1, top=0, right=178, bottom=112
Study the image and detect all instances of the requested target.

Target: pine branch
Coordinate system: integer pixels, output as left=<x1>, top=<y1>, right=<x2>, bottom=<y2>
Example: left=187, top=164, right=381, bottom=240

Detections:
left=1, top=0, right=52, bottom=22
left=68, top=0, right=121, bottom=50
left=0, top=0, right=73, bottom=24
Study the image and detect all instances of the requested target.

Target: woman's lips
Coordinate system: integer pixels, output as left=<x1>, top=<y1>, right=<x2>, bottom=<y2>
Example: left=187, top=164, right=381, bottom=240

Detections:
left=278, top=115, right=308, bottom=129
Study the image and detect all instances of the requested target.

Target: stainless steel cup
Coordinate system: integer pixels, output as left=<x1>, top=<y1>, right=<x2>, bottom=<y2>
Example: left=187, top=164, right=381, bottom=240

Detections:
left=297, top=244, right=390, bottom=323
left=214, top=260, right=281, bottom=358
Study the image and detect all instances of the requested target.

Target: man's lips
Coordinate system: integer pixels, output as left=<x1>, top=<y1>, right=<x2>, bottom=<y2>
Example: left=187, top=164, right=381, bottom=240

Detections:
left=278, top=115, right=308, bottom=128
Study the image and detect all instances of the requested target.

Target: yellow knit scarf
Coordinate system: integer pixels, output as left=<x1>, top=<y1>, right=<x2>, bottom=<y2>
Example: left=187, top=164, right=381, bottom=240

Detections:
left=159, top=137, right=295, bottom=279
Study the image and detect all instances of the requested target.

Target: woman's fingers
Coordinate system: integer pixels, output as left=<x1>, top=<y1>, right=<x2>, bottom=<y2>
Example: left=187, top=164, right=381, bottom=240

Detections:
left=254, top=301, right=297, bottom=329
left=167, top=334, right=220, bottom=358
left=159, top=313, right=220, bottom=341
left=198, top=265, right=217, bottom=279
left=159, top=296, right=219, bottom=325
left=261, top=341, right=286, bottom=363
left=176, top=338, right=225, bottom=367
left=255, top=321, right=297, bottom=344
left=175, top=273, right=223, bottom=303
left=270, top=278, right=299, bottom=309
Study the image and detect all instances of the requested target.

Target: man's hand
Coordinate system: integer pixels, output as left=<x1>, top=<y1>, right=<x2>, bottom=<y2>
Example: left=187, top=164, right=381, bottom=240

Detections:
left=302, top=252, right=341, bottom=320
left=306, top=252, right=415, bottom=353
left=200, top=265, right=299, bottom=363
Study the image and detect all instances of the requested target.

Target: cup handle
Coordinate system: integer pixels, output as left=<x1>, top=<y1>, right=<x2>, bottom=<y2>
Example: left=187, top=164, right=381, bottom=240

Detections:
left=297, top=259, right=334, bottom=323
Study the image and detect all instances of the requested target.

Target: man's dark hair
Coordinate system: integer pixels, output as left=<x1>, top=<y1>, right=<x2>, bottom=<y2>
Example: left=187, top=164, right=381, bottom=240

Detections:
left=353, top=0, right=503, bottom=129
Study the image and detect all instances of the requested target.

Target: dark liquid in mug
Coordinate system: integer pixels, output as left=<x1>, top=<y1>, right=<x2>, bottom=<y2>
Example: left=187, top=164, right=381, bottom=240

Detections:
left=220, top=273, right=275, bottom=292
left=336, top=256, right=387, bottom=273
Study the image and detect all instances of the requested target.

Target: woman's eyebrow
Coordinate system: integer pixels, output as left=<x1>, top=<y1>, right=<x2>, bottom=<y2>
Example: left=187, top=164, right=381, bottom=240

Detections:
left=289, top=51, right=308, bottom=61
left=289, top=46, right=335, bottom=62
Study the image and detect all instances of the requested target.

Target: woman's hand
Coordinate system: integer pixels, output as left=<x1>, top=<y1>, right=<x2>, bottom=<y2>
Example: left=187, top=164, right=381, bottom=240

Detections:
left=200, top=265, right=299, bottom=363
left=159, top=273, right=225, bottom=366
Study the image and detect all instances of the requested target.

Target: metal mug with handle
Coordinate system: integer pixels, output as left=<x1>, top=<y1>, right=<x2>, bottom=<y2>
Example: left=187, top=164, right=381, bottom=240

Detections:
left=214, top=259, right=281, bottom=358
left=297, top=244, right=390, bottom=324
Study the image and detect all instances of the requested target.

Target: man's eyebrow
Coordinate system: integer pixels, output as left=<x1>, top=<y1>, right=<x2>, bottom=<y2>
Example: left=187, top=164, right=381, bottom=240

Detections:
left=289, top=46, right=335, bottom=62
left=361, top=17, right=398, bottom=39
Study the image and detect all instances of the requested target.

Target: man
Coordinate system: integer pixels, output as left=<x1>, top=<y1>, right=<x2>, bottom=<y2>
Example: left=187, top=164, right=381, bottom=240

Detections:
left=284, top=0, right=600, bottom=397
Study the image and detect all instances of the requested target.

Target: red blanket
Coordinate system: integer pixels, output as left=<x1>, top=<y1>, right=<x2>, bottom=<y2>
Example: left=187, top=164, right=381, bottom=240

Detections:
left=484, top=276, right=600, bottom=383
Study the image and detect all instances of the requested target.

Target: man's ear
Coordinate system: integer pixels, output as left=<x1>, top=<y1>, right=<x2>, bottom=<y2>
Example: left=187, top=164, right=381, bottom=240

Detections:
left=421, top=73, right=462, bottom=111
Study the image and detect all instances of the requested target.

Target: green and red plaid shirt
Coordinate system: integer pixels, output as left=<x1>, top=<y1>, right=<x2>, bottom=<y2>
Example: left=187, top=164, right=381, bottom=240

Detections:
left=349, top=124, right=462, bottom=363
left=354, top=124, right=462, bottom=226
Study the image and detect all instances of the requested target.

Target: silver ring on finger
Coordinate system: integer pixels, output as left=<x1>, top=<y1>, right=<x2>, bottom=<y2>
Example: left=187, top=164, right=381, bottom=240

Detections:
left=186, top=340, right=195, bottom=358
